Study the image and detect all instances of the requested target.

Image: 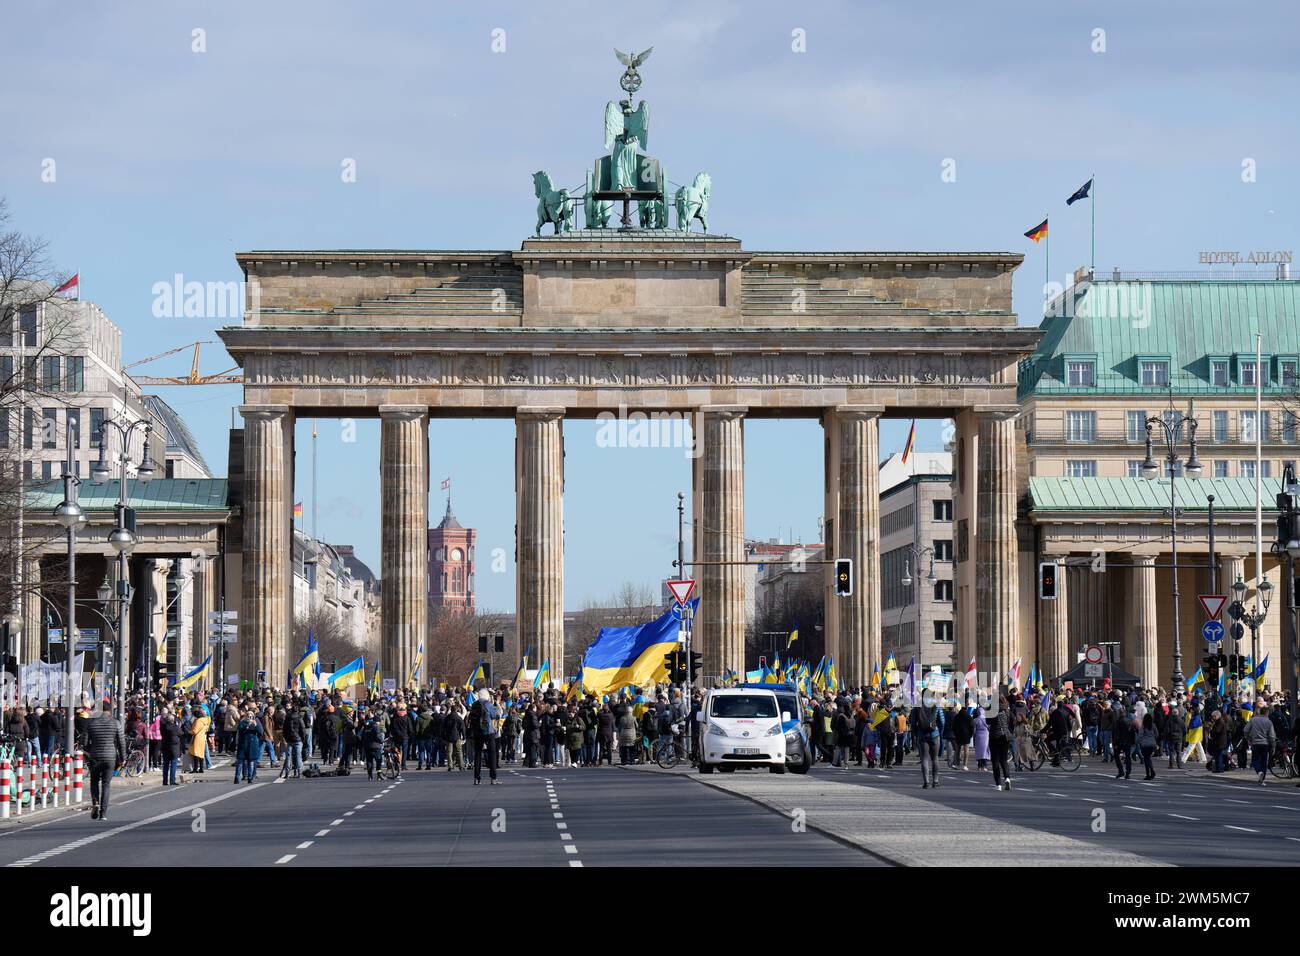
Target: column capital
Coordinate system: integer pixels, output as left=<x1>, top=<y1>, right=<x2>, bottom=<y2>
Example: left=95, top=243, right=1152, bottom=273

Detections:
left=973, top=405, right=1021, bottom=422
left=516, top=406, right=566, bottom=421
left=1133, top=553, right=1158, bottom=566
left=697, top=405, right=747, bottom=420
left=239, top=404, right=291, bottom=422
left=830, top=404, right=885, bottom=420
left=378, top=404, right=429, bottom=421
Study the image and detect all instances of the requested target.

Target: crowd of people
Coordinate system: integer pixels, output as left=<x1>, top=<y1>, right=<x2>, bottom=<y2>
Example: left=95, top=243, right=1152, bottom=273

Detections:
left=5, top=677, right=1296, bottom=819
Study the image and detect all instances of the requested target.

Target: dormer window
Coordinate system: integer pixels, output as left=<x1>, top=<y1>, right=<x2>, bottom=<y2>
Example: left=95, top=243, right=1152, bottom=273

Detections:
left=1066, top=360, right=1095, bottom=387
left=1139, top=360, right=1168, bottom=386
left=1240, top=358, right=1259, bottom=387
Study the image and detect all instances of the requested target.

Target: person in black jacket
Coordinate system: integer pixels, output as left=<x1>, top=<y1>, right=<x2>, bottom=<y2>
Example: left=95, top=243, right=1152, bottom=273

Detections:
left=388, top=705, right=414, bottom=772
left=360, top=715, right=385, bottom=781
left=280, top=705, right=306, bottom=779
left=159, top=706, right=183, bottom=786
left=79, top=702, right=125, bottom=821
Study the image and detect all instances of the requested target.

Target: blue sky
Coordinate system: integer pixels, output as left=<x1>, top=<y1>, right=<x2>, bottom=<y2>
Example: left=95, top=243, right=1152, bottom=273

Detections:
left=5, top=1, right=1296, bottom=611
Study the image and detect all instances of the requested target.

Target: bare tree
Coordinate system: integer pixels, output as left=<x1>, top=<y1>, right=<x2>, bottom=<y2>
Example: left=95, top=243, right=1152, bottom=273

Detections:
left=751, top=571, right=824, bottom=667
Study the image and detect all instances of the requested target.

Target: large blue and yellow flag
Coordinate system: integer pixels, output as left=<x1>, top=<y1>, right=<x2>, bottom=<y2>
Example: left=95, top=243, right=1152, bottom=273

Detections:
left=532, top=659, right=550, bottom=690
left=787, top=623, right=799, bottom=649
left=291, top=630, right=319, bottom=690
left=174, top=653, right=212, bottom=691
left=466, top=660, right=487, bottom=691
left=329, top=656, right=364, bottom=690
left=580, top=599, right=697, bottom=696
left=1186, top=667, right=1204, bottom=693
left=826, top=657, right=839, bottom=693
left=1252, top=654, right=1269, bottom=692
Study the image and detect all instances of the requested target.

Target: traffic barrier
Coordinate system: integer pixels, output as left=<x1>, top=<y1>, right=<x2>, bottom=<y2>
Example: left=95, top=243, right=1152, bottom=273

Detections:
left=51, top=757, right=59, bottom=808
left=15, top=757, right=23, bottom=817
left=73, top=751, right=83, bottom=804
left=1, top=757, right=10, bottom=819
left=63, top=753, right=71, bottom=804
left=40, top=756, right=49, bottom=809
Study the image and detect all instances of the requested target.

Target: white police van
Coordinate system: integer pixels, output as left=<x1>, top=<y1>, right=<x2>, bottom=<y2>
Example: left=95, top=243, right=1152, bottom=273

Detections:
left=696, top=687, right=788, bottom=774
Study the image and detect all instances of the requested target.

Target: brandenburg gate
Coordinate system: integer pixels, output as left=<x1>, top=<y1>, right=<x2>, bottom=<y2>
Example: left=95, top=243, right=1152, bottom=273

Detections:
left=217, top=53, right=1039, bottom=688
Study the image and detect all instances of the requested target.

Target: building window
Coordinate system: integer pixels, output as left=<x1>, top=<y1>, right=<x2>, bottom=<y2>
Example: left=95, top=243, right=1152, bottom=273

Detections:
left=1213, top=410, right=1229, bottom=443
left=1126, top=410, right=1147, bottom=443
left=934, top=539, right=953, bottom=562
left=19, top=308, right=37, bottom=348
left=43, top=356, right=60, bottom=391
left=1066, top=410, right=1096, bottom=442
left=1284, top=459, right=1297, bottom=477
left=42, top=461, right=53, bottom=481
left=42, top=408, right=58, bottom=449
left=1, top=355, right=11, bottom=390
left=66, top=408, right=79, bottom=449
left=1240, top=359, right=1259, bottom=387
left=932, top=499, right=952, bottom=521
left=90, top=407, right=104, bottom=447
left=1284, top=412, right=1299, bottom=444
left=933, top=621, right=954, bottom=643
left=1240, top=460, right=1256, bottom=479
left=1127, top=460, right=1144, bottom=477
left=1067, top=360, right=1095, bottom=387
left=1282, top=359, right=1299, bottom=389
left=0, top=409, right=7, bottom=449
left=1214, top=460, right=1229, bottom=478
left=1164, top=460, right=1183, bottom=478
left=1262, top=460, right=1272, bottom=478
left=1140, top=360, right=1168, bottom=386
left=66, top=356, right=84, bottom=392
left=1211, top=360, right=1229, bottom=387
left=1066, top=460, right=1097, bottom=478
left=1240, top=410, right=1270, bottom=443
left=165, top=459, right=175, bottom=478
left=933, top=580, right=953, bottom=602
left=23, top=409, right=33, bottom=450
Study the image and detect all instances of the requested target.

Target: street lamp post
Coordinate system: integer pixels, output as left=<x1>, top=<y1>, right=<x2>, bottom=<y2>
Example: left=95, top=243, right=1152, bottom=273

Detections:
left=1273, top=465, right=1300, bottom=694
left=896, top=545, right=937, bottom=680
left=1140, top=403, right=1203, bottom=693
left=1231, top=573, right=1272, bottom=697
left=52, top=422, right=87, bottom=758
left=92, top=417, right=154, bottom=722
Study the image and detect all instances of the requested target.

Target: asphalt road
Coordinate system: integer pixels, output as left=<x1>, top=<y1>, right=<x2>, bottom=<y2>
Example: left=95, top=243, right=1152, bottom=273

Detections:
left=813, top=751, right=1300, bottom=866
left=0, top=761, right=874, bottom=868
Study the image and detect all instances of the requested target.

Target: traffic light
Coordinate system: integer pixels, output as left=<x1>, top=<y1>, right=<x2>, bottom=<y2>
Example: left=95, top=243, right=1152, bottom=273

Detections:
left=1038, top=561, right=1058, bottom=600
left=834, top=558, right=853, bottom=597
left=1202, top=655, right=1219, bottom=688
left=663, top=650, right=686, bottom=683
left=689, top=651, right=703, bottom=682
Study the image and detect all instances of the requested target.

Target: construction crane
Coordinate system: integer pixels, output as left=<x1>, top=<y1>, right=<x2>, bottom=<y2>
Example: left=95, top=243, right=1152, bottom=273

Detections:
left=124, top=340, right=243, bottom=386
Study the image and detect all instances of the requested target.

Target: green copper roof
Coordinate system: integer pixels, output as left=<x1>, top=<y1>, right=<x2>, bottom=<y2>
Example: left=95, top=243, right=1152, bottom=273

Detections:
left=1019, top=280, right=1300, bottom=400
left=1029, top=476, right=1283, bottom=513
left=24, top=479, right=229, bottom=513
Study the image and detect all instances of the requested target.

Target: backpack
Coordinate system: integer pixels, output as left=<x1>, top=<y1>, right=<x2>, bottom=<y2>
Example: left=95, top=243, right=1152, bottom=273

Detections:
left=913, top=706, right=935, bottom=734
left=478, top=703, right=493, bottom=735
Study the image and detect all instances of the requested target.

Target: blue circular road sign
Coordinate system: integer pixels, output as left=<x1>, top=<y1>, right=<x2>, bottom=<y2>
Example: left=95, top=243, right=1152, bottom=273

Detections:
left=1202, top=620, right=1224, bottom=644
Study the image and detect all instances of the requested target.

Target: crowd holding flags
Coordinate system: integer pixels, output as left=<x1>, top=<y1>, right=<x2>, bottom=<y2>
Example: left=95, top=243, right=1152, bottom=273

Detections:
left=174, top=653, right=212, bottom=691
left=532, top=659, right=551, bottom=690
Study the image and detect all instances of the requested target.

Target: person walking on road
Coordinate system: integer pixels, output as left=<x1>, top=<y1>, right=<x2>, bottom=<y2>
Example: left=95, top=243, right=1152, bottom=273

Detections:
left=988, top=695, right=1014, bottom=791
left=79, top=701, right=126, bottom=822
left=1137, top=713, right=1159, bottom=780
left=159, top=706, right=182, bottom=786
left=1245, top=703, right=1277, bottom=785
left=469, top=689, right=500, bottom=785
left=281, top=705, right=306, bottom=779
left=909, top=695, right=944, bottom=789
left=234, top=709, right=264, bottom=784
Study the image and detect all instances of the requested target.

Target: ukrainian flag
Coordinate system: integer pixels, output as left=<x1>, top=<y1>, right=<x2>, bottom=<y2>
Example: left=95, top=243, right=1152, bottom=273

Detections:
left=292, top=631, right=319, bottom=690
left=532, top=659, right=550, bottom=690
left=329, top=656, right=365, bottom=690
left=409, top=641, right=423, bottom=686
left=744, top=668, right=763, bottom=683
left=467, top=660, right=487, bottom=691
left=787, top=623, right=799, bottom=648
left=773, top=653, right=783, bottom=680
left=885, top=652, right=898, bottom=685
left=1186, top=667, right=1204, bottom=692
left=1185, top=711, right=1203, bottom=746
left=826, top=657, right=838, bottom=693
left=566, top=668, right=584, bottom=700
left=871, top=662, right=881, bottom=689
left=810, top=656, right=826, bottom=690
left=1217, top=668, right=1226, bottom=695
left=580, top=599, right=696, bottom=696
left=174, top=653, right=212, bottom=691
left=369, top=659, right=380, bottom=697
left=1252, top=654, right=1269, bottom=692
left=511, top=658, right=528, bottom=691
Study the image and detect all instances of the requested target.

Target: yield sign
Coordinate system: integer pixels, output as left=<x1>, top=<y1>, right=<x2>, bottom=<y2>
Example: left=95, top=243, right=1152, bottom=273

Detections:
left=666, top=579, right=696, bottom=607
left=1198, top=594, right=1227, bottom=621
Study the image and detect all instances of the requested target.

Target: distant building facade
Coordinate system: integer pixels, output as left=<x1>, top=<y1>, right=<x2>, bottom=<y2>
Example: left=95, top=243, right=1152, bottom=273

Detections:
left=428, top=499, right=476, bottom=611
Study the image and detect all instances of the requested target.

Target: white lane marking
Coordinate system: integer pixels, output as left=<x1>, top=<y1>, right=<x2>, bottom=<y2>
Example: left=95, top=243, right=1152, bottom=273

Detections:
left=1226, top=799, right=1251, bottom=805
left=569, top=860, right=583, bottom=867
left=1122, top=806, right=1150, bottom=812
left=1169, top=814, right=1199, bottom=821
left=297, top=841, right=314, bottom=849
left=1018, top=788, right=1035, bottom=792
left=331, top=819, right=345, bottom=826
left=1273, top=806, right=1299, bottom=812
left=553, top=812, right=563, bottom=819
left=1225, top=825, right=1258, bottom=833
left=1047, top=792, right=1067, bottom=798
left=315, top=829, right=331, bottom=837
left=564, top=845, right=578, bottom=854
left=1081, top=798, right=1104, bottom=803
left=344, top=811, right=355, bottom=816
left=364, top=799, right=374, bottom=803
left=354, top=805, right=366, bottom=810
left=275, top=854, right=296, bottom=864
left=7, top=783, right=267, bottom=867
left=556, top=822, right=567, bottom=830
left=560, top=833, right=572, bottom=840
left=1287, top=837, right=1300, bottom=843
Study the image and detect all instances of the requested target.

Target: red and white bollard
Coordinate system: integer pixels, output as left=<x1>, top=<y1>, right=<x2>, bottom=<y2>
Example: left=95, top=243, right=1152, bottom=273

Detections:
left=73, top=751, right=83, bottom=804
left=40, top=755, right=49, bottom=809
left=63, top=753, right=71, bottom=804
left=15, top=757, right=24, bottom=817
left=1, top=757, right=11, bottom=820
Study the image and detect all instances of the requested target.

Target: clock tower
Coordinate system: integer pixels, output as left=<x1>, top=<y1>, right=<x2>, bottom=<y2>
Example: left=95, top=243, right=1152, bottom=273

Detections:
left=428, top=497, right=476, bottom=611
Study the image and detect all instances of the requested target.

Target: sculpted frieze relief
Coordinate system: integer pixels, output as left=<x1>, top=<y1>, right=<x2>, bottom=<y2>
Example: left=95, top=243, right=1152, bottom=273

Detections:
left=246, top=350, right=1000, bottom=389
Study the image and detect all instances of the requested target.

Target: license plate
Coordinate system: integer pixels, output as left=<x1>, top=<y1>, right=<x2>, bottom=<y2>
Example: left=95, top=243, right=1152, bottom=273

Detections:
left=733, top=747, right=761, bottom=755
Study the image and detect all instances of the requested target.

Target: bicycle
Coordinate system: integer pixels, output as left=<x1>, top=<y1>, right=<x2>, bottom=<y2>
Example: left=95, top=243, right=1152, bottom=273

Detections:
left=1269, top=743, right=1297, bottom=780
left=1026, top=732, right=1082, bottom=772
left=380, top=742, right=402, bottom=780
left=121, top=741, right=148, bottom=778
left=653, top=729, right=685, bottom=769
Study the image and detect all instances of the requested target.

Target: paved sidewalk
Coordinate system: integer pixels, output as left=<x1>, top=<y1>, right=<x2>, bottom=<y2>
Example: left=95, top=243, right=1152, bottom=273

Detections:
left=629, top=764, right=1167, bottom=867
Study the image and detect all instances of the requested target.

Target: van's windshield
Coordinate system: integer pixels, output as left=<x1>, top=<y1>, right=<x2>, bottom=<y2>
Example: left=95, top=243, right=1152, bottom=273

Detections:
left=710, top=694, right=778, bottom=719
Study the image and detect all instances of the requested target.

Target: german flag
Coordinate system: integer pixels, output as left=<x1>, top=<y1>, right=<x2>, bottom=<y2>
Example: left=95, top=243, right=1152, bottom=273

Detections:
left=1024, top=218, right=1048, bottom=243
left=901, top=419, right=916, bottom=464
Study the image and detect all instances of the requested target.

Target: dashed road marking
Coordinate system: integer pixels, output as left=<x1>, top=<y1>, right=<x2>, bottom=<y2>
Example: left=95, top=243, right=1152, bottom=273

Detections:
left=297, top=841, right=313, bottom=849
left=569, top=860, right=583, bottom=867
left=275, top=854, right=296, bottom=864
left=331, top=819, right=344, bottom=826
left=1122, top=806, right=1149, bottom=812
left=1169, top=814, right=1198, bottom=821
left=315, top=829, right=331, bottom=837
left=564, top=844, right=578, bottom=854
left=1225, top=825, right=1258, bottom=833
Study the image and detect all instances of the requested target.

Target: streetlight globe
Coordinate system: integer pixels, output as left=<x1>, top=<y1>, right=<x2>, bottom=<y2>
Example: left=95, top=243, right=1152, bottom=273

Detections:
left=1288, top=538, right=1300, bottom=560
left=1140, top=457, right=1159, bottom=480
left=1184, top=456, right=1203, bottom=478
left=1, top=612, right=21, bottom=638
left=136, top=458, right=156, bottom=483
left=53, top=499, right=85, bottom=530
left=926, top=567, right=937, bottom=585
left=1232, top=575, right=1247, bottom=598
left=91, top=457, right=110, bottom=484
left=900, top=559, right=912, bottom=589
left=108, top=527, right=135, bottom=554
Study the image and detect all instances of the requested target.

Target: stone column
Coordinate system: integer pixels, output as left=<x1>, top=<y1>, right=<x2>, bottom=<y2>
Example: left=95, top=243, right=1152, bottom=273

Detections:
left=20, top=557, right=42, bottom=665
left=823, top=406, right=883, bottom=685
left=975, top=409, right=1020, bottom=678
left=381, top=406, right=429, bottom=689
left=692, top=407, right=746, bottom=680
left=239, top=404, right=294, bottom=686
left=191, top=556, right=209, bottom=669
left=1126, top=555, right=1158, bottom=687
left=516, top=408, right=565, bottom=682
left=1040, top=553, right=1070, bottom=681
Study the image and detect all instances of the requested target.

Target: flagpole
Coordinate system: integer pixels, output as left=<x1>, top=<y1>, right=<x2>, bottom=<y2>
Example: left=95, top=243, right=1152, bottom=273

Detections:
left=1090, top=175, right=1096, bottom=276
left=1044, top=213, right=1050, bottom=307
